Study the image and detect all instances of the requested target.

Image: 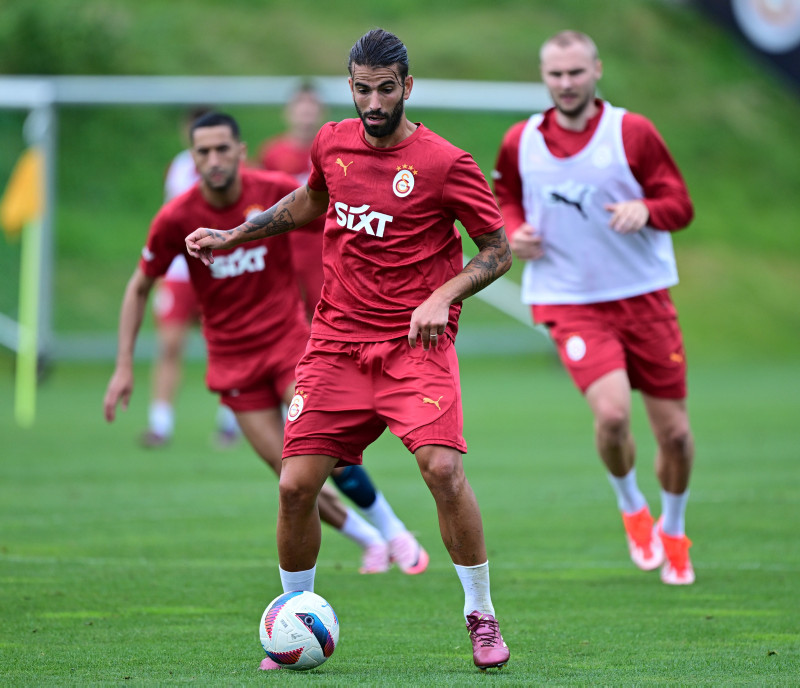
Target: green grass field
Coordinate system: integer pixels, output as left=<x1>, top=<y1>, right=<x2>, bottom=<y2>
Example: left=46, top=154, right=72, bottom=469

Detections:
left=1, top=0, right=799, bottom=683
left=2, top=354, right=798, bottom=685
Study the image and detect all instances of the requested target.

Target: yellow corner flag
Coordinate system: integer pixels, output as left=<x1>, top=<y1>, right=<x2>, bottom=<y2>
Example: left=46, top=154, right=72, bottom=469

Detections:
left=1, top=147, right=43, bottom=239
left=1, top=146, right=45, bottom=427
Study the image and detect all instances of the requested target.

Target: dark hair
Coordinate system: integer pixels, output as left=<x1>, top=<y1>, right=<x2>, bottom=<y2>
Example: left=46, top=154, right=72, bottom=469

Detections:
left=348, top=28, right=409, bottom=80
left=189, top=111, right=241, bottom=143
left=294, top=81, right=319, bottom=98
left=186, top=105, right=212, bottom=124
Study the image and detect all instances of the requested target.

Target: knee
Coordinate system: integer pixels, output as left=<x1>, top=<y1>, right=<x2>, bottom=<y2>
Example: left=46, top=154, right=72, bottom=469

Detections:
left=417, top=449, right=464, bottom=497
left=160, top=337, right=184, bottom=362
left=594, top=405, right=630, bottom=445
left=657, top=423, right=694, bottom=462
left=278, top=471, right=319, bottom=511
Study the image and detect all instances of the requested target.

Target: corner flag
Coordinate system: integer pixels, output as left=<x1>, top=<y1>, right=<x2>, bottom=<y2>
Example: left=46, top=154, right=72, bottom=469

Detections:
left=1, top=146, right=45, bottom=427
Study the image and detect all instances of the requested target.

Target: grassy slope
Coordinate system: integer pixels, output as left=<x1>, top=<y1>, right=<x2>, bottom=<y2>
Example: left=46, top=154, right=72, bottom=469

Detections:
left=0, top=0, right=798, bottom=362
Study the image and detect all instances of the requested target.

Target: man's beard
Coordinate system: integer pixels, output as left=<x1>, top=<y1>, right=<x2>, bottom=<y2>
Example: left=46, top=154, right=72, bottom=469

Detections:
left=204, top=168, right=236, bottom=191
left=555, top=91, right=593, bottom=119
left=356, top=92, right=405, bottom=139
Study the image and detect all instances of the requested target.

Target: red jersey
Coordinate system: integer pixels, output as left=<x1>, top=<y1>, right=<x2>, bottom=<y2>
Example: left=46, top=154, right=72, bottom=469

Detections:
left=307, top=119, right=504, bottom=342
left=493, top=100, right=693, bottom=238
left=139, top=168, right=307, bottom=356
left=259, top=135, right=313, bottom=183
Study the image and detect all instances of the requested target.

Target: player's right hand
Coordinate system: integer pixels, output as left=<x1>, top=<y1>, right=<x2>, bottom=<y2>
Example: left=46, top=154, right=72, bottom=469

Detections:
left=509, top=223, right=544, bottom=260
left=185, top=227, right=229, bottom=266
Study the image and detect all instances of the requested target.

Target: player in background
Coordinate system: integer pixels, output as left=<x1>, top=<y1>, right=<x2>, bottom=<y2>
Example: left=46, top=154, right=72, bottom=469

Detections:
left=141, top=106, right=241, bottom=449
left=187, top=29, right=512, bottom=671
left=493, top=31, right=696, bottom=585
left=258, top=83, right=326, bottom=321
left=104, top=111, right=427, bottom=578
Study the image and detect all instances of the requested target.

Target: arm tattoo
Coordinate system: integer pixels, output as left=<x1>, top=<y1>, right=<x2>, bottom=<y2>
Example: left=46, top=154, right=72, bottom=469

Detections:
left=239, top=189, right=300, bottom=238
left=461, top=229, right=513, bottom=298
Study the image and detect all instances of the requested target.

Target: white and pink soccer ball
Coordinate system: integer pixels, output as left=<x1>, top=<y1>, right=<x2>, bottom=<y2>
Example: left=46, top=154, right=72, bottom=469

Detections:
left=259, top=590, right=339, bottom=670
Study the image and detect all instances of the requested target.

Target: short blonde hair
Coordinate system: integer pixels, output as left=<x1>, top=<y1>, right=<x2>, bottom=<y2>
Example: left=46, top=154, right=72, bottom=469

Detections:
left=540, top=31, right=599, bottom=63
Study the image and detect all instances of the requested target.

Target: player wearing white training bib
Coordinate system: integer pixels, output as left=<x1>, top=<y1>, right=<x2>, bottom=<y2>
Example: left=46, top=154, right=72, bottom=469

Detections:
left=516, top=103, right=678, bottom=305
left=494, top=30, right=697, bottom=587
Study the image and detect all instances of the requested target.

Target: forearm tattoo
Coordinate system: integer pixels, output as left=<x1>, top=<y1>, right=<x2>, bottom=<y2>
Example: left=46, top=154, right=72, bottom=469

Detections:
left=462, top=229, right=513, bottom=297
left=240, top=189, right=299, bottom=238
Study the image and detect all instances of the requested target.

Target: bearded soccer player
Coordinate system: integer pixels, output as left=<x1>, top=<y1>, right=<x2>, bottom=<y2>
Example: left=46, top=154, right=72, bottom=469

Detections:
left=493, top=30, right=696, bottom=585
left=259, top=84, right=420, bottom=570
left=141, top=106, right=242, bottom=449
left=186, top=29, right=512, bottom=671
left=103, top=111, right=427, bottom=578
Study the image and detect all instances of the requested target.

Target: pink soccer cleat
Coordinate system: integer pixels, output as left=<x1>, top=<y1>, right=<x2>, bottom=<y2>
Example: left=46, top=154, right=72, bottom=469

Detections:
left=258, top=656, right=282, bottom=671
left=388, top=531, right=429, bottom=575
left=138, top=430, right=169, bottom=448
left=465, top=611, right=509, bottom=670
left=359, top=541, right=390, bottom=574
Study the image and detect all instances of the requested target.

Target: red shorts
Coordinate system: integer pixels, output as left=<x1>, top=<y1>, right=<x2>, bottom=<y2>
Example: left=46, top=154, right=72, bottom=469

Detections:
left=206, top=333, right=308, bottom=413
left=153, top=279, right=200, bottom=326
left=283, top=336, right=467, bottom=466
left=535, top=291, right=687, bottom=399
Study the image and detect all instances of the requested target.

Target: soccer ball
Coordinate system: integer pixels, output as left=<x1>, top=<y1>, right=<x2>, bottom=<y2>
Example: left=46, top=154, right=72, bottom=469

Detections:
left=259, top=590, right=339, bottom=670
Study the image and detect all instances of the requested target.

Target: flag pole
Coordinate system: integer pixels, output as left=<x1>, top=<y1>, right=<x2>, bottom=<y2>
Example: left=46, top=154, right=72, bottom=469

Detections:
left=15, top=216, right=42, bottom=427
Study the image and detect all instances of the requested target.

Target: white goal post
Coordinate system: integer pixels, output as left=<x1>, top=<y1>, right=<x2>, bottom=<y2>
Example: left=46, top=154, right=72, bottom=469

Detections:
left=0, top=75, right=552, bottom=363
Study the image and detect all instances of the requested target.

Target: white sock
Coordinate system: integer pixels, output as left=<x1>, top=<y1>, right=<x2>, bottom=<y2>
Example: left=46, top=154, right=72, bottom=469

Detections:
left=279, top=565, right=316, bottom=593
left=149, top=401, right=173, bottom=437
left=454, top=561, right=495, bottom=620
left=660, top=489, right=689, bottom=536
left=607, top=468, right=648, bottom=514
left=361, top=492, right=407, bottom=541
left=216, top=404, right=239, bottom=434
left=339, top=509, right=384, bottom=548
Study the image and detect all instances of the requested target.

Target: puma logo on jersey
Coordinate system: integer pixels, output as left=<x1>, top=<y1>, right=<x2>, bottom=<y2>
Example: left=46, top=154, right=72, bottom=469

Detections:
left=422, top=395, right=443, bottom=410
left=550, top=190, right=589, bottom=218
left=336, top=158, right=354, bottom=175
left=334, top=202, right=393, bottom=238
left=545, top=181, right=592, bottom=219
left=209, top=246, right=268, bottom=279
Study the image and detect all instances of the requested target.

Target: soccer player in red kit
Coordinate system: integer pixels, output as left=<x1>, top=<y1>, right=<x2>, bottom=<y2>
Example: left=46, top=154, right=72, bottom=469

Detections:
left=141, top=106, right=242, bottom=449
left=103, top=111, right=426, bottom=579
left=493, top=31, right=696, bottom=585
left=258, top=83, right=326, bottom=321
left=186, top=29, right=513, bottom=671
left=258, top=84, right=427, bottom=573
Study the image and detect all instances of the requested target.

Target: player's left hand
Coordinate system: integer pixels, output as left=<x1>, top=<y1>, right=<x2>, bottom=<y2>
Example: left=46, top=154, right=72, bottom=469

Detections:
left=408, top=295, right=449, bottom=350
left=604, top=200, right=649, bottom=234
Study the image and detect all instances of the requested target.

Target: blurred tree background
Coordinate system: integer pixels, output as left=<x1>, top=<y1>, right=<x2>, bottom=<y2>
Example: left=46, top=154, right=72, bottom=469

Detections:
left=0, top=0, right=798, bottom=363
